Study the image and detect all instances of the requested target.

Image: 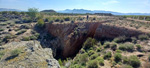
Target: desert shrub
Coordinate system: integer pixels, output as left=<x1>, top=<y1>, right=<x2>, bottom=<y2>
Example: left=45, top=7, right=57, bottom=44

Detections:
left=96, top=48, right=101, bottom=52
left=44, top=18, right=49, bottom=22
left=122, top=56, right=129, bottom=64
left=27, top=8, right=38, bottom=19
left=136, top=44, right=141, bottom=49
left=29, top=36, right=37, bottom=40
left=104, top=41, right=111, bottom=48
left=64, top=17, right=70, bottom=21
left=37, top=19, right=45, bottom=27
left=35, top=33, right=40, bottom=38
left=16, top=29, right=27, bottom=35
left=90, top=53, right=98, bottom=60
left=116, top=49, right=122, bottom=53
left=58, top=59, right=63, bottom=66
left=104, top=52, right=112, bottom=59
left=80, top=53, right=89, bottom=65
left=138, top=34, right=149, bottom=41
left=122, top=65, right=133, bottom=68
left=22, top=36, right=30, bottom=41
left=0, top=51, right=5, bottom=59
left=111, top=42, right=117, bottom=50
left=83, top=38, right=97, bottom=50
left=86, top=60, right=99, bottom=68
left=23, top=18, right=32, bottom=23
left=128, top=55, right=141, bottom=67
left=113, top=36, right=126, bottom=43
left=119, top=43, right=134, bottom=52
left=4, top=34, right=16, bottom=40
left=131, top=37, right=137, bottom=44
left=88, top=50, right=95, bottom=56
left=20, top=25, right=31, bottom=29
left=11, top=49, right=21, bottom=56
left=114, top=53, right=122, bottom=63
left=96, top=57, right=104, bottom=66
left=49, top=20, right=54, bottom=23
left=55, top=18, right=60, bottom=22
left=0, top=29, right=4, bottom=31
left=60, top=20, right=64, bottom=23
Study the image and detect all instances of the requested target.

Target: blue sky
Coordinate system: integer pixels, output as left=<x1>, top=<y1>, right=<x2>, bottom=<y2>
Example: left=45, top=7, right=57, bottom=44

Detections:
left=0, top=0, right=150, bottom=13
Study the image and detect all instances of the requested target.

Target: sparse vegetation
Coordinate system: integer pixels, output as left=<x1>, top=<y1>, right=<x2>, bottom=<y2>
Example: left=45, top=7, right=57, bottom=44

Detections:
left=104, top=51, right=112, bottom=59
left=22, top=36, right=30, bottom=41
left=86, top=60, right=98, bottom=68
left=37, top=19, right=45, bottom=27
left=114, top=53, right=122, bottom=63
left=119, top=43, right=134, bottom=52
left=138, top=34, right=149, bottom=41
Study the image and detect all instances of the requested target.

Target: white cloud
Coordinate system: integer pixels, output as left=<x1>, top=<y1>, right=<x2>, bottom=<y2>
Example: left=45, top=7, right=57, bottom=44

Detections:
left=102, top=0, right=119, bottom=5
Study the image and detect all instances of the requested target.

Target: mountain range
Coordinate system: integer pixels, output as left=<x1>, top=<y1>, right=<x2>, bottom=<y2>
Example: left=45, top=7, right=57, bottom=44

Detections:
left=57, top=9, right=150, bottom=15
left=0, top=8, right=22, bottom=12
left=0, top=8, right=150, bottom=15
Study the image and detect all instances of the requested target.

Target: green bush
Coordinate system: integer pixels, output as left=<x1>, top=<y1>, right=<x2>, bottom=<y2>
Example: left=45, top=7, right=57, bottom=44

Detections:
left=58, top=59, right=63, bottom=66
left=0, top=29, right=4, bottom=31
left=138, top=34, right=149, bottom=41
left=96, top=48, right=101, bottom=52
left=119, top=43, right=134, bottom=52
left=55, top=18, right=60, bottom=22
left=29, top=36, right=37, bottom=40
left=83, top=38, right=97, bottom=50
left=96, top=57, right=104, bottom=66
left=116, top=49, right=122, bottom=53
left=128, top=55, right=141, bottom=67
left=131, top=37, right=137, bottom=43
left=104, top=52, right=112, bottom=59
left=113, top=36, right=126, bottom=43
left=27, top=8, right=38, bottom=19
left=122, top=56, right=129, bottom=64
left=16, top=29, right=27, bottom=35
left=22, top=36, right=30, bottom=41
left=90, top=53, right=98, bottom=60
left=114, top=53, right=122, bottom=63
left=111, top=42, right=117, bottom=50
left=86, top=60, right=99, bottom=68
left=88, top=50, right=95, bottom=56
left=11, top=49, right=21, bottom=56
left=104, top=41, right=110, bottom=48
left=136, top=44, right=141, bottom=49
left=64, top=17, right=70, bottom=21
left=37, top=19, right=45, bottom=27
left=80, top=53, right=89, bottom=65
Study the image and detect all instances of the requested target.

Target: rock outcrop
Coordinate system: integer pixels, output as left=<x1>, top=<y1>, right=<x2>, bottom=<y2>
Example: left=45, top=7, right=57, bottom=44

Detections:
left=45, top=22, right=145, bottom=58
left=0, top=41, right=60, bottom=68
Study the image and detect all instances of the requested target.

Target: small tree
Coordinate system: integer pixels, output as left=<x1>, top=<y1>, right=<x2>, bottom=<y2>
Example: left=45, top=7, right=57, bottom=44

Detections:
left=27, top=8, right=38, bottom=20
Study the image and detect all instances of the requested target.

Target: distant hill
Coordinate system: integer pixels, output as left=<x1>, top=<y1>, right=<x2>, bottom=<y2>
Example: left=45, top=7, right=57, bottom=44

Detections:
left=57, top=9, right=150, bottom=15
left=40, top=10, right=56, bottom=13
left=0, top=8, right=22, bottom=12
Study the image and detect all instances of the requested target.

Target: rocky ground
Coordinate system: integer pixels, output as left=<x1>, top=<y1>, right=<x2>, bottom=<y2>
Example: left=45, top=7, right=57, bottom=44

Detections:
left=0, top=41, right=60, bottom=68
